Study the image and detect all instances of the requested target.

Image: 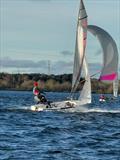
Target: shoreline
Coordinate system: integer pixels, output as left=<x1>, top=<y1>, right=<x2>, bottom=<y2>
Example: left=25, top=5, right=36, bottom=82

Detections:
left=0, top=73, right=119, bottom=94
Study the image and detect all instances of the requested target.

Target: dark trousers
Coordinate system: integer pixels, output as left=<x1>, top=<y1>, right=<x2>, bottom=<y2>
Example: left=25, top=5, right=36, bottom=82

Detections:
left=38, top=94, right=47, bottom=103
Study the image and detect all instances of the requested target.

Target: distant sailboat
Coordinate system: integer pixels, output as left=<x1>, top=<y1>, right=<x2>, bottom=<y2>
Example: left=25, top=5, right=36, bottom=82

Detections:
left=113, top=78, right=119, bottom=98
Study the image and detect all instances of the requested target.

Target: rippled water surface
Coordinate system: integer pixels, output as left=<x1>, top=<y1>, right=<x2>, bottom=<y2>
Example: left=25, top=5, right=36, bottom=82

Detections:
left=0, top=91, right=120, bottom=160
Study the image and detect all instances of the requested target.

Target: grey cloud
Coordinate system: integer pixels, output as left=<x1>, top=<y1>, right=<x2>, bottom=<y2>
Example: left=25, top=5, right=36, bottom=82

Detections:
left=53, top=61, right=73, bottom=69
left=52, top=61, right=73, bottom=74
left=52, top=61, right=103, bottom=75
left=60, top=50, right=73, bottom=56
left=0, top=58, right=73, bottom=74
left=1, top=57, right=106, bottom=75
left=1, top=57, right=47, bottom=68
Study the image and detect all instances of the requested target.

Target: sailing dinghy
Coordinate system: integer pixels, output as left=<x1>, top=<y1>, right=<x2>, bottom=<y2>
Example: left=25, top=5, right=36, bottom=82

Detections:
left=31, top=0, right=119, bottom=111
left=31, top=0, right=90, bottom=111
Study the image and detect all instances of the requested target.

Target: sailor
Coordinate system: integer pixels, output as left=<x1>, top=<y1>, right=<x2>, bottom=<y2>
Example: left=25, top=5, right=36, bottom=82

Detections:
left=33, top=81, right=47, bottom=104
left=99, top=94, right=106, bottom=102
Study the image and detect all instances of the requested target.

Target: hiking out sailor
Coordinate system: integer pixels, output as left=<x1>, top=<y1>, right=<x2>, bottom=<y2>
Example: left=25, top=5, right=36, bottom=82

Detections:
left=33, top=81, right=47, bottom=104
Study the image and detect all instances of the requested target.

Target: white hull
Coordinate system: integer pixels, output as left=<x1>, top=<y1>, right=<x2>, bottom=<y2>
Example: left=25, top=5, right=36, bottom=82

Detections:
left=30, top=100, right=90, bottom=112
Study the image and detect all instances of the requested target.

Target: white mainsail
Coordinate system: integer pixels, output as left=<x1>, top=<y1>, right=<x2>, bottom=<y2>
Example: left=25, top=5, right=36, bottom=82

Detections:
left=72, top=0, right=88, bottom=93
left=71, top=0, right=92, bottom=104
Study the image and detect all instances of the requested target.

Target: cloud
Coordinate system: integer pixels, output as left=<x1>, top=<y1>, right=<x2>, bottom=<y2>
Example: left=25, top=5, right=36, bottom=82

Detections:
left=0, top=57, right=100, bottom=69
left=0, top=57, right=74, bottom=74
left=53, top=60, right=73, bottom=68
left=60, top=50, right=73, bottom=56
left=51, top=61, right=73, bottom=74
left=0, top=57, right=47, bottom=68
left=1, top=57, right=116, bottom=77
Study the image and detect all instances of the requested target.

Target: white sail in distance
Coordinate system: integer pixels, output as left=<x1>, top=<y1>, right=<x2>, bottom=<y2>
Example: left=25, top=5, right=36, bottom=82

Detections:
left=113, top=78, right=119, bottom=97
left=72, top=0, right=88, bottom=93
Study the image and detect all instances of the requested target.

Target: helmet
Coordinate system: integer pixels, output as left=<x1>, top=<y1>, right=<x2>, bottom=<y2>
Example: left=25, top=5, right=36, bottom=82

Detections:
left=34, top=81, right=38, bottom=86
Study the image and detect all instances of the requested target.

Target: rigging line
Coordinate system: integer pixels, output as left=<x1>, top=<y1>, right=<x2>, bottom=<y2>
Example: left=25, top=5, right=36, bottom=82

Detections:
left=79, top=70, right=101, bottom=84
left=72, top=70, right=101, bottom=91
left=90, top=70, right=101, bottom=78
left=70, top=70, right=101, bottom=99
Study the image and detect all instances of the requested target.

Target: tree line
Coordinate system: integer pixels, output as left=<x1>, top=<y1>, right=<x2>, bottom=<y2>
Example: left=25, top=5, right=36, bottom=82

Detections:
left=0, top=73, right=119, bottom=93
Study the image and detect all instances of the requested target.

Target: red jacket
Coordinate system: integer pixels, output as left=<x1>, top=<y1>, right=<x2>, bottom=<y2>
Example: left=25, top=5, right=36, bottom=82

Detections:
left=33, top=87, right=40, bottom=96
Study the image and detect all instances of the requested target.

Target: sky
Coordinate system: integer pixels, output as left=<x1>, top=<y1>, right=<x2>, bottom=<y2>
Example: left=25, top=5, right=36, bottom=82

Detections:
left=0, top=0, right=120, bottom=74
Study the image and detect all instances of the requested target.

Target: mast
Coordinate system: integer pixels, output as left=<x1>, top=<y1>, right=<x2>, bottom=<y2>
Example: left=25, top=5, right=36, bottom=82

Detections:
left=48, top=60, right=51, bottom=75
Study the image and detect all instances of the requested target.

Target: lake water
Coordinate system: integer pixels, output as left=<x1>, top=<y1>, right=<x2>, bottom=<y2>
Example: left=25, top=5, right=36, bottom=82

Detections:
left=0, top=91, right=120, bottom=160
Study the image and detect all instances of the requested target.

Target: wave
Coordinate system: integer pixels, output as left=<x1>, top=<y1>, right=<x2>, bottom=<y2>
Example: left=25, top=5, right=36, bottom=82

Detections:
left=81, top=108, right=120, bottom=113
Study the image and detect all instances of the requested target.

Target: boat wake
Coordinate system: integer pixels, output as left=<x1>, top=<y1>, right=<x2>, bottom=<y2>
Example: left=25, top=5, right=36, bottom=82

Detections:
left=0, top=104, right=120, bottom=114
left=0, top=106, right=31, bottom=113
left=79, top=108, right=120, bottom=113
left=25, top=105, right=120, bottom=114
